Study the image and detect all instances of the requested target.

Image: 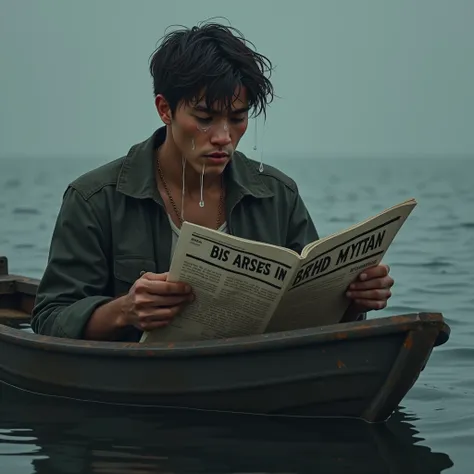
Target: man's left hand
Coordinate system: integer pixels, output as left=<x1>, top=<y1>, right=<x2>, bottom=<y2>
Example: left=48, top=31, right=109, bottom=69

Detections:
left=346, top=264, right=394, bottom=312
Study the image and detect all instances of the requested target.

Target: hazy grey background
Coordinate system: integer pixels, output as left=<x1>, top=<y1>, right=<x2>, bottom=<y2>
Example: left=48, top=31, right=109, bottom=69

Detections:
left=1, top=3, right=474, bottom=472
left=1, top=0, right=473, bottom=161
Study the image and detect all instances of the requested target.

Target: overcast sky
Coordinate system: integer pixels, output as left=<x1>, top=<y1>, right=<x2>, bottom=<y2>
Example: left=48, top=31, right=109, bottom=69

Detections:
left=1, top=0, right=473, bottom=160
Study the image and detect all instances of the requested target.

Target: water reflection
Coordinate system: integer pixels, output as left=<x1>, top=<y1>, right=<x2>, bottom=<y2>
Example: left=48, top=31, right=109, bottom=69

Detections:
left=0, top=383, right=453, bottom=474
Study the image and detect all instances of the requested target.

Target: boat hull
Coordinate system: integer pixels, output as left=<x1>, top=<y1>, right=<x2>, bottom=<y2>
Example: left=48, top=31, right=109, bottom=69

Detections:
left=0, top=256, right=450, bottom=422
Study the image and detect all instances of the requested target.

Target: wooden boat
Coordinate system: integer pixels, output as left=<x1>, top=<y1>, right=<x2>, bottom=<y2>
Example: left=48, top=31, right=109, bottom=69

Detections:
left=0, top=255, right=450, bottom=423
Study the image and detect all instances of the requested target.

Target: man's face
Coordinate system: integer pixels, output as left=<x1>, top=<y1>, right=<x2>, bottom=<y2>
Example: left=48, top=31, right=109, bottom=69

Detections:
left=157, top=87, right=250, bottom=176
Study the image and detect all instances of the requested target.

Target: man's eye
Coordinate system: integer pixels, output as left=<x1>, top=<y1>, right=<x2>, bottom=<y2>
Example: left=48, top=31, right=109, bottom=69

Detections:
left=231, top=117, right=246, bottom=123
left=195, top=116, right=212, bottom=124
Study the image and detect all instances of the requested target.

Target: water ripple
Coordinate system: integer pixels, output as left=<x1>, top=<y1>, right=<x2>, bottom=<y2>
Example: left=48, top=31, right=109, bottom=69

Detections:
left=3, top=179, right=21, bottom=189
left=1, top=154, right=473, bottom=473
left=13, top=244, right=36, bottom=250
left=11, top=207, right=41, bottom=216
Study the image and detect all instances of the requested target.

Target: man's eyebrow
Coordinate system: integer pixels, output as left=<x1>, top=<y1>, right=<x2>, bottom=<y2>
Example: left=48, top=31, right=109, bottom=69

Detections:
left=193, top=105, right=249, bottom=114
left=230, top=107, right=250, bottom=114
left=193, top=105, right=212, bottom=113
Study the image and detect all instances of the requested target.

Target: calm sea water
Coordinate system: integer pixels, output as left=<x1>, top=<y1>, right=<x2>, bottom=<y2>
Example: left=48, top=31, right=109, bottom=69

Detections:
left=1, top=155, right=473, bottom=473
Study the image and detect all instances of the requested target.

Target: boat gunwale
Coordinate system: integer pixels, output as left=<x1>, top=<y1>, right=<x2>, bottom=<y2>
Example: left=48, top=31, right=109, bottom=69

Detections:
left=0, top=265, right=451, bottom=357
left=0, top=312, right=450, bottom=358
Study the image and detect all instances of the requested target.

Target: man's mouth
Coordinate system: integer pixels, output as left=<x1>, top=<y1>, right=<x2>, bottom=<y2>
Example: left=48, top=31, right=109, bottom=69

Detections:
left=203, top=152, right=230, bottom=165
left=205, top=152, right=229, bottom=158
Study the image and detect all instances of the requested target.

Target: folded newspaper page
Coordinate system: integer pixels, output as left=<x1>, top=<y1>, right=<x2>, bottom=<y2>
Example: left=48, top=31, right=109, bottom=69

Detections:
left=140, top=225, right=299, bottom=342
left=140, top=198, right=417, bottom=343
left=266, top=199, right=416, bottom=332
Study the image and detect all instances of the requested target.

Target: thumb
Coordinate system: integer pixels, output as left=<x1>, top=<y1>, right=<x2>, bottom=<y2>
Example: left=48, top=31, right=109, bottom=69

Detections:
left=140, top=271, right=168, bottom=281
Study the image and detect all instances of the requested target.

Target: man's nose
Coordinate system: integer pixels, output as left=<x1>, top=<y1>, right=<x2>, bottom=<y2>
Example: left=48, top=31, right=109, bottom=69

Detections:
left=210, top=121, right=232, bottom=146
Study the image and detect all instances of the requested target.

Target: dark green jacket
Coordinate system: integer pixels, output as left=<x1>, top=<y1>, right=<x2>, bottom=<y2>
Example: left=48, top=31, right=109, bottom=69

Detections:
left=31, top=127, right=319, bottom=341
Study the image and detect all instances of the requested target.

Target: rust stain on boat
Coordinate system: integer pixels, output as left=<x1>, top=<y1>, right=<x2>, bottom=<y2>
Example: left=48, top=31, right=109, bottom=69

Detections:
left=404, top=334, right=414, bottom=349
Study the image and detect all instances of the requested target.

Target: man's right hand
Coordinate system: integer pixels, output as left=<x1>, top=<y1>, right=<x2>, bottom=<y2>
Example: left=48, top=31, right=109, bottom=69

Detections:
left=118, top=272, right=194, bottom=331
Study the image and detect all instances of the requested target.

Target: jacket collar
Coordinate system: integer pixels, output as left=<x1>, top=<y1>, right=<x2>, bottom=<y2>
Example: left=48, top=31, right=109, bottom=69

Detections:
left=116, top=126, right=274, bottom=202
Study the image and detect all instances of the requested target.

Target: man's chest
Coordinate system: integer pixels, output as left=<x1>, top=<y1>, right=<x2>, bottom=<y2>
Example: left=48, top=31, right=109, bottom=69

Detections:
left=106, top=196, right=288, bottom=296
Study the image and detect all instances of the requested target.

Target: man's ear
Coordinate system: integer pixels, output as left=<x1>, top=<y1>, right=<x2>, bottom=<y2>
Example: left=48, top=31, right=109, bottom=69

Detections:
left=155, top=94, right=172, bottom=125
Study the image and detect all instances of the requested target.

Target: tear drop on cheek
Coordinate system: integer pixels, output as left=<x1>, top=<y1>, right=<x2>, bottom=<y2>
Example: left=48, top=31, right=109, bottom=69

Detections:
left=196, top=124, right=211, bottom=133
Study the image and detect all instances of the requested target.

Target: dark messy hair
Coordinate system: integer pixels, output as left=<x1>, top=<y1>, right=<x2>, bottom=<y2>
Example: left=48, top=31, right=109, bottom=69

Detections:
left=149, top=20, right=275, bottom=118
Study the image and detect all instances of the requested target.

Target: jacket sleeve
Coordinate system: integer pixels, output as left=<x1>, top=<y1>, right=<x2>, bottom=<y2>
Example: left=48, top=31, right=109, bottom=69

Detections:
left=31, top=186, right=114, bottom=339
left=285, top=186, right=319, bottom=253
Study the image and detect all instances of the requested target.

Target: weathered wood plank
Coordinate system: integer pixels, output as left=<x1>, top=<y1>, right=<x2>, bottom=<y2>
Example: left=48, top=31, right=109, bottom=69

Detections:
left=0, top=308, right=30, bottom=320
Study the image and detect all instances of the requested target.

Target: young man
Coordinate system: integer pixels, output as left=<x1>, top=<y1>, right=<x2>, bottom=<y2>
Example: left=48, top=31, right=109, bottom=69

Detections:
left=31, top=22, right=394, bottom=342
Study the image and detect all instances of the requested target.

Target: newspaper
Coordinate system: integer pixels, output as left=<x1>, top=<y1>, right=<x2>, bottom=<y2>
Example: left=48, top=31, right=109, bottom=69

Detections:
left=140, top=198, right=417, bottom=343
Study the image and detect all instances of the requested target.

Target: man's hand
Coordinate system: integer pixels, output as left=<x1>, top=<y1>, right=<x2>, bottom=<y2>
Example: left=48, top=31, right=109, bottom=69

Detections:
left=346, top=264, right=394, bottom=312
left=119, top=272, right=194, bottom=331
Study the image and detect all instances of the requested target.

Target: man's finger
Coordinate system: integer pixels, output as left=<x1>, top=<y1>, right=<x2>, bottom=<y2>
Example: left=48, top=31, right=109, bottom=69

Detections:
left=139, top=304, right=184, bottom=321
left=359, top=264, right=390, bottom=281
left=349, top=276, right=394, bottom=291
left=347, top=289, right=392, bottom=301
left=139, top=320, right=170, bottom=330
left=145, top=279, right=192, bottom=295
left=136, top=293, right=194, bottom=307
left=141, top=272, right=168, bottom=281
left=354, top=299, right=388, bottom=310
